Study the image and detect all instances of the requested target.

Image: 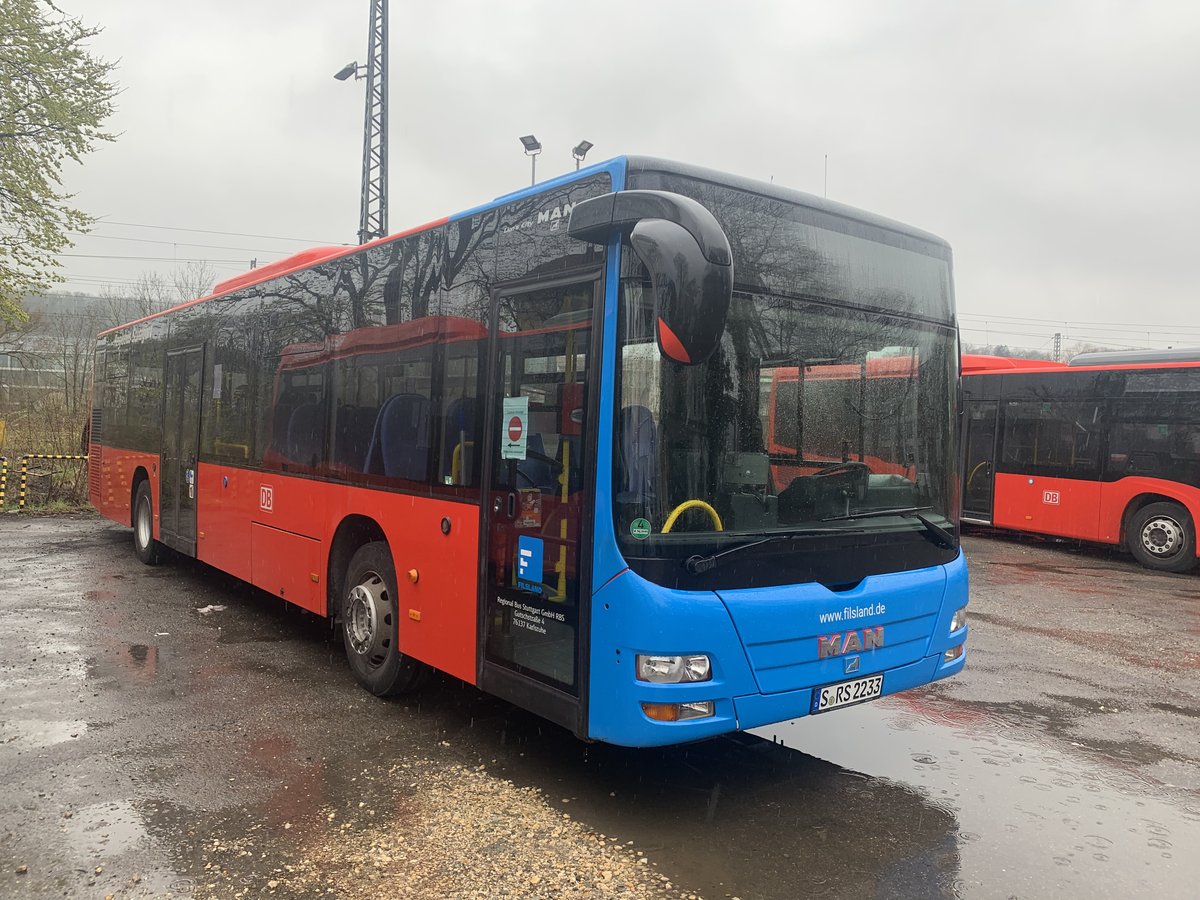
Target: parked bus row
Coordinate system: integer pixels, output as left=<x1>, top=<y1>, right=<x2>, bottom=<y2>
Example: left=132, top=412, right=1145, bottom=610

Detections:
left=88, top=157, right=968, bottom=746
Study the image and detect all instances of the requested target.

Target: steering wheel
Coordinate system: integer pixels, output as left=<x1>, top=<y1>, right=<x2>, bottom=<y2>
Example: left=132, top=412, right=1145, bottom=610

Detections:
left=662, top=500, right=724, bottom=534
left=813, top=460, right=871, bottom=477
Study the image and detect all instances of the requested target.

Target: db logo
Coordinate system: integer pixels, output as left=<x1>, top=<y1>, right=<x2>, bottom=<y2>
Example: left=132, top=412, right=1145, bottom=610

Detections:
left=259, top=485, right=274, bottom=512
left=1043, top=490, right=1060, bottom=506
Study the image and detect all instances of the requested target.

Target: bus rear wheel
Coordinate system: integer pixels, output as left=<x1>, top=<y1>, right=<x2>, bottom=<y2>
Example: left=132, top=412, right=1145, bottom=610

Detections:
left=133, top=480, right=161, bottom=566
left=341, top=542, right=423, bottom=696
left=1126, top=501, right=1198, bottom=573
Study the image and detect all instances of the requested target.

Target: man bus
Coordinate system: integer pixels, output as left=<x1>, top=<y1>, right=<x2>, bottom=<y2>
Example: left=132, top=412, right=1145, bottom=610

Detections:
left=89, top=157, right=967, bottom=747
left=962, top=350, right=1200, bottom=572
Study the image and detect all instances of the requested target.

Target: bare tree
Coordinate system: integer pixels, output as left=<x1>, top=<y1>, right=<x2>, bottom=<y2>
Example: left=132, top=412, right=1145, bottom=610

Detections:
left=173, top=260, right=217, bottom=302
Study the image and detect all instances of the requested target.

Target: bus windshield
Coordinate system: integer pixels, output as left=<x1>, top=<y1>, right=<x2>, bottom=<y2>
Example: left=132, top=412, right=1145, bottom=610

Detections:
left=613, top=183, right=959, bottom=569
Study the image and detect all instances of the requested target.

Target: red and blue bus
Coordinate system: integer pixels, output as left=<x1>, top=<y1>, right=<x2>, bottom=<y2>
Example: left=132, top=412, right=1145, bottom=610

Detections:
left=89, top=157, right=967, bottom=746
left=962, top=350, right=1200, bottom=572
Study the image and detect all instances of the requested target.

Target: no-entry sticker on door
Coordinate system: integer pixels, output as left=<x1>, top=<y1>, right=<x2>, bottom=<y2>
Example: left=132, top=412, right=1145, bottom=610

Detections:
left=501, top=396, right=529, bottom=460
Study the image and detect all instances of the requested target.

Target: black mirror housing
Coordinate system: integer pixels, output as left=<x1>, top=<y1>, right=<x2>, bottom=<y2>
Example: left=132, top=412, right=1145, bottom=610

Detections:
left=568, top=190, right=733, bottom=365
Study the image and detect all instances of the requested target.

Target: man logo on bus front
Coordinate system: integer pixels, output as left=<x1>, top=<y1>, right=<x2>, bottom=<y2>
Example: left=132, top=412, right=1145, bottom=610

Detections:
left=818, top=627, right=884, bottom=659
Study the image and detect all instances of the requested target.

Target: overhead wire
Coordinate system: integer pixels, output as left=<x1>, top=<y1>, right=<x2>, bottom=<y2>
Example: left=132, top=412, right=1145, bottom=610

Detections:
left=90, top=219, right=349, bottom=246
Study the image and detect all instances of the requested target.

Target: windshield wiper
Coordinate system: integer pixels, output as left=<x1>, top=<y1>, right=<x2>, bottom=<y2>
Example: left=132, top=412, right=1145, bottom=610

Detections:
left=821, top=506, right=956, bottom=549
left=684, top=527, right=868, bottom=575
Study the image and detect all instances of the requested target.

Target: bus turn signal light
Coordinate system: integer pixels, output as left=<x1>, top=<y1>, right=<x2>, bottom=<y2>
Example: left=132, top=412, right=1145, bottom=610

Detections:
left=641, top=701, right=714, bottom=722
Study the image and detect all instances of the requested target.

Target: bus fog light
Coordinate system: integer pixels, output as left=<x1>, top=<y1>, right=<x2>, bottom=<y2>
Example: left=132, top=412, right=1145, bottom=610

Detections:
left=949, top=606, right=967, bottom=633
left=944, top=645, right=963, bottom=662
left=641, top=701, right=715, bottom=722
left=636, top=654, right=711, bottom=683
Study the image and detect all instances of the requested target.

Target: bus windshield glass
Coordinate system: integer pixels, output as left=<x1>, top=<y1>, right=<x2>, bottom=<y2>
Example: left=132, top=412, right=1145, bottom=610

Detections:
left=614, top=182, right=958, bottom=564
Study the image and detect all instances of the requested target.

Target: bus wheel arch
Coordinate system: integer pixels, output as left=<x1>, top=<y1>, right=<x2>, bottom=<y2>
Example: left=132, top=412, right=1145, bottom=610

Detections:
left=1122, top=496, right=1197, bottom=573
left=327, top=515, right=388, bottom=619
left=130, top=469, right=161, bottom=565
left=327, top=516, right=425, bottom=695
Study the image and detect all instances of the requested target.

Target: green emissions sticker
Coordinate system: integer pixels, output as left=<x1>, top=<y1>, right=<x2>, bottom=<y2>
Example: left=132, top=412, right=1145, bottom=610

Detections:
left=629, top=517, right=652, bottom=540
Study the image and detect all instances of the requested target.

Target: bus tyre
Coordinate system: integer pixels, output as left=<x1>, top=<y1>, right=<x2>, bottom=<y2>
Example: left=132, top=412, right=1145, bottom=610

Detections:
left=1127, top=502, right=1198, bottom=573
left=341, top=542, right=423, bottom=696
left=133, top=480, right=161, bottom=566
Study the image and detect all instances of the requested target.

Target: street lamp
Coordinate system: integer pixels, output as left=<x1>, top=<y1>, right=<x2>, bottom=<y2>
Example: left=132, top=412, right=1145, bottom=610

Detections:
left=572, top=140, right=593, bottom=170
left=333, top=61, right=364, bottom=81
left=519, top=134, right=541, bottom=186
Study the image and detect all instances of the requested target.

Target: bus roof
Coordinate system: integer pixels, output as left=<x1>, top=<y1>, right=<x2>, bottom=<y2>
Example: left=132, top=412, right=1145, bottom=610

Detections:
left=100, top=153, right=947, bottom=338
left=962, top=352, right=1200, bottom=377
left=626, top=156, right=952, bottom=253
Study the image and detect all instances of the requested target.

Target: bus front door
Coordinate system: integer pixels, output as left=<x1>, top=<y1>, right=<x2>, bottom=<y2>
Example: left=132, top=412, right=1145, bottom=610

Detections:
left=963, top=400, right=998, bottom=522
left=160, top=345, right=204, bottom=555
left=479, top=277, right=598, bottom=736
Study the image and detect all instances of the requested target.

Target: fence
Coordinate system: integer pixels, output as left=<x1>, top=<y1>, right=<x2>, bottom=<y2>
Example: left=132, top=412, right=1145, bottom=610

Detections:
left=0, top=454, right=89, bottom=510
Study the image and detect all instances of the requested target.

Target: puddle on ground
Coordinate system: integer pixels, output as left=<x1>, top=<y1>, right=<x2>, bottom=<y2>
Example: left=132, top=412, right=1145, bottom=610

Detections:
left=756, top=692, right=1200, bottom=898
left=62, top=799, right=148, bottom=857
left=0, top=717, right=88, bottom=750
left=86, top=643, right=161, bottom=685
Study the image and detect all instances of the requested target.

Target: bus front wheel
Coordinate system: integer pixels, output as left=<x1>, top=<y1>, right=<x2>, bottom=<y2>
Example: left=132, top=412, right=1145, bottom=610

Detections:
left=341, top=542, right=424, bottom=696
left=1126, top=501, right=1198, bottom=573
left=132, top=480, right=161, bottom=566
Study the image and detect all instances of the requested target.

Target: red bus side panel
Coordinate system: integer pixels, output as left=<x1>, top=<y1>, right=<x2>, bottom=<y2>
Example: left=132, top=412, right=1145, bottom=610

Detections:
left=251, top=523, right=324, bottom=611
left=1097, top=476, right=1200, bottom=552
left=196, top=463, right=479, bottom=685
left=992, top=473, right=1103, bottom=542
left=93, top=446, right=160, bottom=532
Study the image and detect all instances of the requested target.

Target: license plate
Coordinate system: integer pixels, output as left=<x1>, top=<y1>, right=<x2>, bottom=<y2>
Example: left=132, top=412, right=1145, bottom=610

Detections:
left=811, top=674, right=884, bottom=713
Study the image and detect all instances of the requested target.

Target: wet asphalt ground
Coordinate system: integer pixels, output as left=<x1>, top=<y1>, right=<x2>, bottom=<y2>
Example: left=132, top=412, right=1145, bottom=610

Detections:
left=0, top=515, right=1197, bottom=899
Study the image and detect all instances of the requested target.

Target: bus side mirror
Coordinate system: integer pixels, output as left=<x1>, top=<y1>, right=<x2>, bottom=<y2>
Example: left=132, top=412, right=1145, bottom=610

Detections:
left=568, top=190, right=733, bottom=365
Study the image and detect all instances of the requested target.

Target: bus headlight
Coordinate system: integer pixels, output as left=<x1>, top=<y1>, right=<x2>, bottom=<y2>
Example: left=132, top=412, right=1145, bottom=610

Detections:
left=949, top=606, right=967, bottom=633
left=636, top=654, right=712, bottom=683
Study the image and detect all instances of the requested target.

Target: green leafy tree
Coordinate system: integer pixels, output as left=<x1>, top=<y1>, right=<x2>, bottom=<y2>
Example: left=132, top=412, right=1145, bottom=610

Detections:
left=0, top=0, right=117, bottom=324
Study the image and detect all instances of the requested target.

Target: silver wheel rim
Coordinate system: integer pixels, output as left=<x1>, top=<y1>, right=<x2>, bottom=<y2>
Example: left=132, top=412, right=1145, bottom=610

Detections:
left=136, top=495, right=152, bottom=550
left=345, top=573, right=392, bottom=669
left=1141, top=515, right=1183, bottom=557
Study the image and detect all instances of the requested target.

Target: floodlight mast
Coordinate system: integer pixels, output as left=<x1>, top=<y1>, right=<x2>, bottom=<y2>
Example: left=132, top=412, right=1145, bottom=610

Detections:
left=572, top=140, right=593, bottom=170
left=520, top=135, right=541, bottom=186
left=358, top=0, right=388, bottom=244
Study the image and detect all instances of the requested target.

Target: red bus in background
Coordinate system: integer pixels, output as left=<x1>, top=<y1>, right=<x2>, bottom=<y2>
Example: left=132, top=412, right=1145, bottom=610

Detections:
left=765, top=354, right=921, bottom=490
left=962, top=350, right=1200, bottom=572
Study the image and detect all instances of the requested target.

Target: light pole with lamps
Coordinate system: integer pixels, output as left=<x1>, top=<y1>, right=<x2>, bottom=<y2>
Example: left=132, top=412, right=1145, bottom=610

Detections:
left=334, top=0, right=388, bottom=245
left=572, top=140, right=593, bottom=170
left=519, top=135, right=541, bottom=186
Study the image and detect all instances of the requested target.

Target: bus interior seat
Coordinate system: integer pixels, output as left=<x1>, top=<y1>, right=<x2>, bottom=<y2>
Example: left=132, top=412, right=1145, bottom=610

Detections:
left=285, top=402, right=325, bottom=468
left=617, top=405, right=657, bottom=504
left=365, top=393, right=431, bottom=481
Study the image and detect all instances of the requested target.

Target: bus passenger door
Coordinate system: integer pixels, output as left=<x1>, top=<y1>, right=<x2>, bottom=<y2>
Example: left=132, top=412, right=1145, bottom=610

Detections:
left=160, top=345, right=204, bottom=556
left=478, top=277, right=598, bottom=735
left=963, top=400, right=998, bottom=522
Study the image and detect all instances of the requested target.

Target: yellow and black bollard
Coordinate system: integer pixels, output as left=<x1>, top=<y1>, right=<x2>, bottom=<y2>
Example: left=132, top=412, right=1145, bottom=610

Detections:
left=17, top=454, right=89, bottom=510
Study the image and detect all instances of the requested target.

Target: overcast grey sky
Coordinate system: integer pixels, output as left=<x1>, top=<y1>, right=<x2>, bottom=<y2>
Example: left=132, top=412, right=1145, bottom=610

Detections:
left=59, top=0, right=1200, bottom=353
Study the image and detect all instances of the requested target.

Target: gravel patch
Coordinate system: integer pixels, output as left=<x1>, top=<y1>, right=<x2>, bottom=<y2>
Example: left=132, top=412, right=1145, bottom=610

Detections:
left=190, top=758, right=702, bottom=899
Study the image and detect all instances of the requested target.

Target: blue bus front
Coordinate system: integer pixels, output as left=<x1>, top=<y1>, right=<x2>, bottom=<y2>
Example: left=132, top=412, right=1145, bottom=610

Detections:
left=585, top=161, right=966, bottom=746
